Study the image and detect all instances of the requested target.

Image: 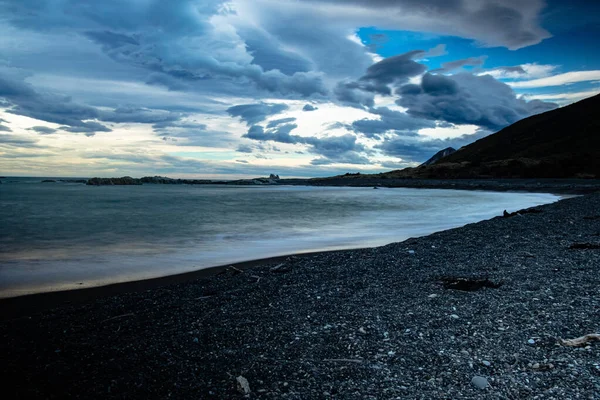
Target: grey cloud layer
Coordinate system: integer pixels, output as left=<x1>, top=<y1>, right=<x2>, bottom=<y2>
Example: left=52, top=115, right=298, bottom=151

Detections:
left=243, top=124, right=369, bottom=164
left=397, top=73, right=557, bottom=131
left=297, top=0, right=550, bottom=49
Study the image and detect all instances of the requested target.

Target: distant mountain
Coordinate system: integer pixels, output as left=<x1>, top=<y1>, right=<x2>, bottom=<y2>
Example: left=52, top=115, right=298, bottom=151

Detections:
left=382, top=93, right=600, bottom=179
left=420, top=147, right=456, bottom=166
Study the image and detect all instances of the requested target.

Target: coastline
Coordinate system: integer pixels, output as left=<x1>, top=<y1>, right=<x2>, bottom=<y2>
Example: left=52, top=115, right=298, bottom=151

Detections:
left=0, top=249, right=356, bottom=320
left=0, top=189, right=578, bottom=317
left=1, top=192, right=599, bottom=398
left=0, top=185, right=565, bottom=306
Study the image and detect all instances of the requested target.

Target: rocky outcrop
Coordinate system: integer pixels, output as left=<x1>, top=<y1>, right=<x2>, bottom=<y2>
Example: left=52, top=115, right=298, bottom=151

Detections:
left=140, top=176, right=213, bottom=184
left=420, top=147, right=456, bottom=166
left=86, top=177, right=142, bottom=186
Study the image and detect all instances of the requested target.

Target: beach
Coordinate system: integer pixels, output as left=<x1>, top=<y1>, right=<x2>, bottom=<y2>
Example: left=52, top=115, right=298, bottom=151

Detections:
left=1, top=192, right=599, bottom=399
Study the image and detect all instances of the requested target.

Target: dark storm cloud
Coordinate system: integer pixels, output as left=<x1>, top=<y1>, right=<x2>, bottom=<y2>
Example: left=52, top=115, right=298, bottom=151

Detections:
left=360, top=51, right=427, bottom=87
left=28, top=126, right=57, bottom=134
left=237, top=26, right=313, bottom=76
left=333, top=50, right=430, bottom=107
left=397, top=73, right=558, bottom=131
left=350, top=107, right=435, bottom=138
left=302, top=104, right=318, bottom=111
left=4, top=0, right=329, bottom=98
left=0, top=69, right=112, bottom=133
left=334, top=82, right=375, bottom=108
left=0, top=124, right=11, bottom=132
left=227, top=103, right=289, bottom=126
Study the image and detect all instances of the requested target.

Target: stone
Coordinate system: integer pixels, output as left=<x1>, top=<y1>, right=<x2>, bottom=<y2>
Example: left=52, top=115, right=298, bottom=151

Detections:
left=471, top=376, right=489, bottom=389
left=450, top=314, right=459, bottom=319
left=236, top=376, right=251, bottom=395
left=528, top=339, right=536, bottom=345
left=482, top=360, right=491, bottom=367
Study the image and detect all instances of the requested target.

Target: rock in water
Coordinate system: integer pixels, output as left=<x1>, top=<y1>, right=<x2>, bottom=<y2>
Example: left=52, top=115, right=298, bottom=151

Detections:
left=471, top=376, right=489, bottom=389
left=236, top=376, right=251, bottom=395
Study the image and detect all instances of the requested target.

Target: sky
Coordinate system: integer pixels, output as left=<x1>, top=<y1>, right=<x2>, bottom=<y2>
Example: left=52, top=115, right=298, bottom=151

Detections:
left=0, top=0, right=598, bottom=178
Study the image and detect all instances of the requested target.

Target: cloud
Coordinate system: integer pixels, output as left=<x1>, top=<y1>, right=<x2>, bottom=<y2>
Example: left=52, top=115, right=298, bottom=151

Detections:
left=0, top=124, right=11, bottom=132
left=266, top=117, right=297, bottom=128
left=244, top=124, right=298, bottom=144
left=0, top=68, right=112, bottom=133
left=507, top=70, right=600, bottom=88
left=434, top=56, right=487, bottom=72
left=480, top=63, right=557, bottom=80
left=416, top=44, right=448, bottom=59
left=302, top=104, right=318, bottom=111
left=227, top=103, right=289, bottom=125
left=243, top=123, right=368, bottom=164
left=99, top=107, right=183, bottom=124
left=0, top=133, right=41, bottom=147
left=523, top=89, right=600, bottom=104
left=28, top=126, right=57, bottom=134
left=236, top=144, right=254, bottom=153
left=350, top=107, right=434, bottom=138
left=358, top=50, right=426, bottom=91
left=296, top=0, right=550, bottom=49
left=334, top=81, right=376, bottom=108
left=397, top=73, right=558, bottom=131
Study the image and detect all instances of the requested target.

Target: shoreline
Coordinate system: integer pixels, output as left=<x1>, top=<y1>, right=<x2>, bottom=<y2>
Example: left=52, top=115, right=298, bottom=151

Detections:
left=0, top=249, right=357, bottom=320
left=0, top=186, right=568, bottom=312
left=4, top=176, right=600, bottom=195
left=1, top=193, right=598, bottom=398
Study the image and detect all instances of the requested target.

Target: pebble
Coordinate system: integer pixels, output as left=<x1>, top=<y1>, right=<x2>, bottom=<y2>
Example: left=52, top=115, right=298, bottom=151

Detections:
left=528, top=339, right=536, bottom=345
left=450, top=314, right=459, bottom=319
left=471, top=376, right=489, bottom=389
left=358, top=327, right=367, bottom=334
left=428, top=294, right=438, bottom=298
left=236, top=376, right=251, bottom=395
left=482, top=360, right=491, bottom=367
left=408, top=250, right=415, bottom=254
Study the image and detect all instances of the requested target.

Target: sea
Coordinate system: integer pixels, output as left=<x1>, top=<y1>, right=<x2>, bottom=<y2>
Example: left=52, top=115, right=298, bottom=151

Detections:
left=0, top=177, right=561, bottom=297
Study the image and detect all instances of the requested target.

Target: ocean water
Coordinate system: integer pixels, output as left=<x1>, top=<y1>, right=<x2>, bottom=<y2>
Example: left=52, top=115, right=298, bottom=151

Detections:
left=0, top=177, right=560, bottom=297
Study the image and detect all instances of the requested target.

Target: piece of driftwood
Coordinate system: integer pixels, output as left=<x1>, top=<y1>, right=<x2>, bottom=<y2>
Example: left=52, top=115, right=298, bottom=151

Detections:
left=569, top=242, right=600, bottom=250
left=559, top=333, right=600, bottom=347
left=440, top=277, right=503, bottom=291
left=503, top=208, right=542, bottom=218
left=100, top=313, right=135, bottom=324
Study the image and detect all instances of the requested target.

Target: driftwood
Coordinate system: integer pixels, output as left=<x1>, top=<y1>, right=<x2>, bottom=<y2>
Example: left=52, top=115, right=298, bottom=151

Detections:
left=100, top=313, right=135, bottom=324
left=559, top=333, right=600, bottom=347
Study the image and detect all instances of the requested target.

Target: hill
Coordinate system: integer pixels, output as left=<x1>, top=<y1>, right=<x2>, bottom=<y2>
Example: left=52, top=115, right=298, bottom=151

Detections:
left=355, top=93, right=599, bottom=179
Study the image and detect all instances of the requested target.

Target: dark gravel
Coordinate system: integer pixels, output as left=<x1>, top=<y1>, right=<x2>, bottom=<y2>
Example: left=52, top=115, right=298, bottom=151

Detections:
left=1, top=193, right=599, bottom=399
